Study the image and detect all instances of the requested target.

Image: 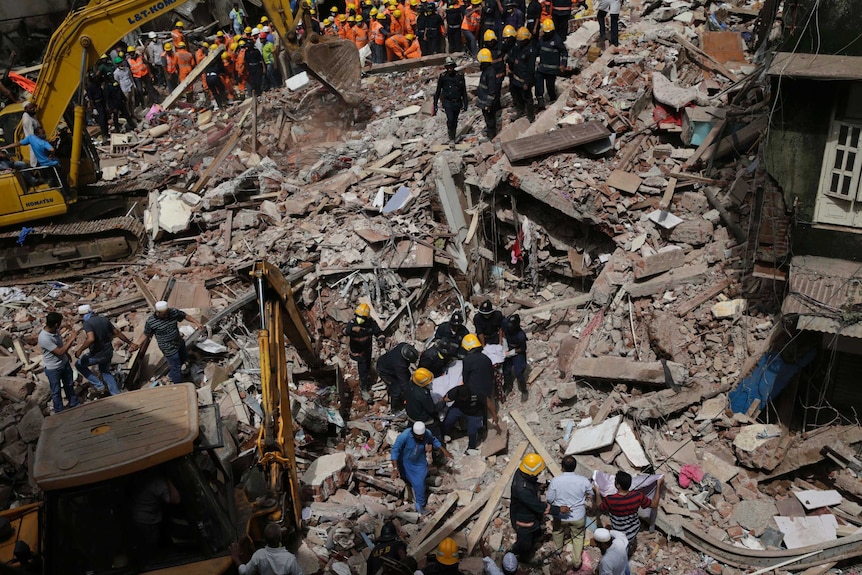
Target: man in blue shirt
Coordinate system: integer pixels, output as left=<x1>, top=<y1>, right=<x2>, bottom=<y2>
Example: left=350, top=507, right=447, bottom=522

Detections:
left=391, top=422, right=451, bottom=513
left=13, top=128, right=58, bottom=167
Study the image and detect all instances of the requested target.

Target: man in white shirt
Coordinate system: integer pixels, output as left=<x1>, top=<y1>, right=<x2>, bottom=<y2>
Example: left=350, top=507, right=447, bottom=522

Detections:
left=593, top=528, right=629, bottom=575
left=21, top=101, right=42, bottom=167
left=546, top=455, right=592, bottom=569
left=231, top=523, right=303, bottom=575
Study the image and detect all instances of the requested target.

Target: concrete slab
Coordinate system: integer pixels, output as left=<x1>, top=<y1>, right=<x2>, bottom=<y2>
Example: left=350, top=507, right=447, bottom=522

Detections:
left=565, top=415, right=621, bottom=455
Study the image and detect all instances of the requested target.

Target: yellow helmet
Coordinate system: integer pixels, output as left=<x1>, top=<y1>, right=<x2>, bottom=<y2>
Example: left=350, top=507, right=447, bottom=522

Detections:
left=221, top=52, right=230, bottom=60
left=393, top=8, right=402, bottom=17
left=410, top=0, right=419, bottom=5
left=436, top=538, right=459, bottom=566
left=260, top=15, right=270, bottom=23
left=412, top=367, right=433, bottom=387
left=331, top=5, right=339, bottom=12
left=339, top=14, right=347, bottom=21
left=216, top=30, right=225, bottom=37
left=365, top=0, right=373, bottom=4
left=370, top=7, right=379, bottom=15
left=356, top=14, right=364, bottom=21
left=406, top=33, right=415, bottom=40
left=516, top=26, right=531, bottom=41
left=230, top=41, right=239, bottom=51
left=164, top=42, right=173, bottom=51
left=476, top=48, right=493, bottom=64
left=175, top=21, right=184, bottom=27
left=471, top=0, right=482, bottom=4
left=503, top=24, right=517, bottom=38
left=461, top=333, right=482, bottom=350
left=519, top=453, right=546, bottom=476
left=177, top=41, right=187, bottom=48
left=245, top=26, right=253, bottom=33
left=348, top=15, right=356, bottom=21
left=127, top=45, right=136, bottom=53
left=377, top=11, right=387, bottom=18
left=541, top=18, right=555, bottom=32
left=355, top=303, right=371, bottom=318
left=483, top=29, right=497, bottom=42
left=201, top=41, right=209, bottom=48
left=323, top=17, right=332, bottom=25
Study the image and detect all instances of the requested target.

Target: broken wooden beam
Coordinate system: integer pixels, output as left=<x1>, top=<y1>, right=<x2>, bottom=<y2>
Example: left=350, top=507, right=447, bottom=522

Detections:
left=703, top=186, right=747, bottom=243
left=509, top=410, right=563, bottom=476
left=502, top=121, right=611, bottom=163
left=675, top=277, right=732, bottom=317
left=355, top=471, right=405, bottom=496
left=161, top=45, right=224, bottom=110
left=466, top=441, right=528, bottom=553
left=408, top=488, right=491, bottom=558
left=633, top=249, right=685, bottom=280
left=712, top=116, right=767, bottom=161
left=368, top=52, right=458, bottom=74
left=409, top=492, right=459, bottom=551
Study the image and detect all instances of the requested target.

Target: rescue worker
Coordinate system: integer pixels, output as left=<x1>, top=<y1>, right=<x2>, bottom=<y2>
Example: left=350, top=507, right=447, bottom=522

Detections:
left=235, top=40, right=249, bottom=93
left=417, top=3, right=443, bottom=55
left=474, top=300, right=503, bottom=347
left=342, top=303, right=384, bottom=401
left=244, top=40, right=265, bottom=96
left=433, top=56, right=469, bottom=143
left=423, top=538, right=463, bottom=574
left=461, top=333, right=500, bottom=431
left=204, top=56, right=229, bottom=110
left=504, top=0, right=525, bottom=29
left=404, top=33, right=422, bottom=57
left=461, top=0, right=482, bottom=55
left=171, top=21, right=186, bottom=47
left=444, top=0, right=464, bottom=53
left=353, top=15, right=370, bottom=49
left=323, top=17, right=336, bottom=36
left=162, top=42, right=179, bottom=92
left=435, top=311, right=469, bottom=350
left=375, top=12, right=393, bottom=62
left=597, top=0, right=621, bottom=46
left=525, top=0, right=542, bottom=40
left=476, top=47, right=499, bottom=139
left=129, top=50, right=158, bottom=106
left=261, top=32, right=280, bottom=90
left=195, top=42, right=209, bottom=66
left=385, top=33, right=412, bottom=59
left=418, top=340, right=456, bottom=378
left=220, top=51, right=236, bottom=100
left=550, top=0, right=572, bottom=39
left=391, top=421, right=451, bottom=514
left=442, top=383, right=484, bottom=451
left=74, top=304, right=137, bottom=397
left=136, top=301, right=204, bottom=385
left=405, top=0, right=421, bottom=30
left=547, top=455, right=592, bottom=570
left=104, top=74, right=137, bottom=132
left=405, top=368, right=444, bottom=455
left=363, top=0, right=374, bottom=22
left=501, top=23, right=517, bottom=56
left=113, top=57, right=137, bottom=115
left=175, top=42, right=196, bottom=83
left=86, top=72, right=111, bottom=143
left=503, top=314, right=528, bottom=401
left=510, top=454, right=549, bottom=562
left=480, top=0, right=503, bottom=47
left=145, top=32, right=164, bottom=87
left=214, top=30, right=228, bottom=48
left=377, top=342, right=419, bottom=410
left=367, top=521, right=409, bottom=575
left=507, top=26, right=537, bottom=121
left=534, top=18, right=567, bottom=109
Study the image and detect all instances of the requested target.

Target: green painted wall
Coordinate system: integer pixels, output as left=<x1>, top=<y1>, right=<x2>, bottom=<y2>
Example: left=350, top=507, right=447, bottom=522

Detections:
left=782, top=0, right=862, bottom=56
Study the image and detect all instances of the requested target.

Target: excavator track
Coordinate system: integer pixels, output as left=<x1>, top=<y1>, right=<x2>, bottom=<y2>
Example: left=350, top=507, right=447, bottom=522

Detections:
left=0, top=217, right=144, bottom=281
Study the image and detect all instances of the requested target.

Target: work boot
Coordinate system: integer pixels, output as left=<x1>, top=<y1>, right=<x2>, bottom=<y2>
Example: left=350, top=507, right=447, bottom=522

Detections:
left=536, top=97, right=546, bottom=110
left=521, top=391, right=529, bottom=403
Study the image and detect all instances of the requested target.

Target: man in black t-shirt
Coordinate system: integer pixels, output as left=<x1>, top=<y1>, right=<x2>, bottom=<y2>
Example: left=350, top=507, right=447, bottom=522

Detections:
left=75, top=304, right=138, bottom=396
left=442, top=384, right=485, bottom=450
left=473, top=299, right=503, bottom=346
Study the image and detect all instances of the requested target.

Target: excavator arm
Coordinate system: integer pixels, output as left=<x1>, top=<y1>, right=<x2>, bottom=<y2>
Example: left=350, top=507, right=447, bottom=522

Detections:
left=249, top=260, right=318, bottom=531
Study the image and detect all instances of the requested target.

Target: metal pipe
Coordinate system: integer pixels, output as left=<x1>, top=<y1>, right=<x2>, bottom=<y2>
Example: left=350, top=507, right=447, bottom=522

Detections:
left=257, top=276, right=267, bottom=330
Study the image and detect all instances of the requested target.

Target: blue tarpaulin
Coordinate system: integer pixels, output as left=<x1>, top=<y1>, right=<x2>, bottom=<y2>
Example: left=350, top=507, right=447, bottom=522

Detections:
left=729, top=349, right=817, bottom=414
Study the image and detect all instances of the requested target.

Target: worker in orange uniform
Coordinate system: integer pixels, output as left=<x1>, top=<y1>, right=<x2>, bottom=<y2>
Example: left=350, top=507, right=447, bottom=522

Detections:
left=162, top=42, right=180, bottom=92
left=171, top=21, right=186, bottom=47
left=322, top=18, right=337, bottom=35
left=461, top=0, right=482, bottom=55
left=404, top=0, right=420, bottom=31
left=403, top=33, right=422, bottom=58
left=214, top=30, right=229, bottom=48
left=219, top=52, right=236, bottom=101
left=390, top=8, right=405, bottom=35
left=352, top=15, right=370, bottom=49
left=235, top=39, right=248, bottom=92
left=195, top=42, right=209, bottom=64
left=343, top=15, right=357, bottom=42
left=372, top=12, right=391, bottom=63
left=385, top=33, right=410, bottom=59
left=128, top=50, right=158, bottom=106
left=176, top=42, right=195, bottom=82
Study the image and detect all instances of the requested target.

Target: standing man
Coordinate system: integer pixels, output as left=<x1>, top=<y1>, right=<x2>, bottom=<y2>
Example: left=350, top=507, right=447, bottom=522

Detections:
left=21, top=101, right=42, bottom=168
left=129, top=50, right=159, bottom=106
left=503, top=314, right=528, bottom=401
left=510, top=453, right=548, bottom=562
left=474, top=300, right=503, bottom=347
left=442, top=383, right=485, bottom=451
left=377, top=342, right=419, bottom=410
left=476, top=47, right=499, bottom=140
left=595, top=471, right=661, bottom=554
left=145, top=32, right=164, bottom=88
left=391, top=421, right=451, bottom=514
left=435, top=311, right=469, bottom=350
left=507, top=27, right=537, bottom=122
left=546, top=456, right=592, bottom=570
left=171, top=21, right=186, bottom=48
left=113, top=57, right=137, bottom=115
left=39, top=312, right=80, bottom=413
left=405, top=368, right=445, bottom=465
left=592, top=528, right=629, bottom=575
left=162, top=42, right=179, bottom=93
left=342, top=303, right=384, bottom=401
left=229, top=2, right=248, bottom=36
left=244, top=41, right=266, bottom=96
left=534, top=18, right=567, bottom=109
left=75, top=304, right=136, bottom=397
left=596, top=0, right=621, bottom=46
left=444, top=0, right=464, bottom=53
left=461, top=334, right=500, bottom=430
left=461, top=0, right=482, bottom=55
left=137, top=300, right=204, bottom=385
left=433, top=57, right=469, bottom=144
left=231, top=523, right=304, bottom=575
left=550, top=0, right=572, bottom=39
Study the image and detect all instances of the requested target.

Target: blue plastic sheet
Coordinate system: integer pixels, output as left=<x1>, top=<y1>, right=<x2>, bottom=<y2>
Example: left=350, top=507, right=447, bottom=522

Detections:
left=729, top=349, right=816, bottom=413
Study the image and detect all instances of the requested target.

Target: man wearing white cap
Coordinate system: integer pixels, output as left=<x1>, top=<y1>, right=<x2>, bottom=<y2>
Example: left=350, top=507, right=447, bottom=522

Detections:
left=482, top=551, right=519, bottom=575
left=21, top=101, right=42, bottom=167
left=138, top=301, right=203, bottom=384
left=391, top=421, right=451, bottom=513
left=592, top=528, right=629, bottom=575
left=74, top=304, right=137, bottom=396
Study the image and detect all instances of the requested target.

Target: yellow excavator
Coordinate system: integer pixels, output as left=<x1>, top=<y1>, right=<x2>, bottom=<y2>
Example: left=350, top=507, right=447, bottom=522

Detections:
left=0, top=0, right=359, bottom=277
left=0, top=260, right=328, bottom=574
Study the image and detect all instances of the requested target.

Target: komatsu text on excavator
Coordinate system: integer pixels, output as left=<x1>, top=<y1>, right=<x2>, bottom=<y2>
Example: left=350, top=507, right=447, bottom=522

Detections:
left=0, top=0, right=360, bottom=277
left=0, top=260, right=330, bottom=574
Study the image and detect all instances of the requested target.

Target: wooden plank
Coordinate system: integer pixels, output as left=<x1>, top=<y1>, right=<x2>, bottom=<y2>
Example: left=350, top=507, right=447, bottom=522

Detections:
left=518, top=294, right=591, bottom=318
left=502, top=121, right=612, bottom=163
left=410, top=493, right=459, bottom=551
left=675, top=277, right=732, bottom=317
left=134, top=276, right=158, bottom=308
left=368, top=52, right=458, bottom=75
left=223, top=210, right=233, bottom=252
left=659, top=166, right=680, bottom=211
left=190, top=102, right=252, bottom=194
left=607, top=169, right=643, bottom=194
left=12, top=339, right=32, bottom=372
left=408, top=488, right=492, bottom=558
left=674, top=33, right=739, bottom=82
left=466, top=441, right=528, bottom=553
left=161, top=45, right=225, bottom=110
left=700, top=31, right=745, bottom=64
left=355, top=471, right=406, bottom=495
left=510, top=410, right=563, bottom=476
left=683, top=119, right=726, bottom=170
left=712, top=116, right=767, bottom=160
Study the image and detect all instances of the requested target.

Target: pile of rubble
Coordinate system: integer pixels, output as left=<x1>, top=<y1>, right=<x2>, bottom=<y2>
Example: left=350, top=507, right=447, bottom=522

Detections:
left=2, top=0, right=861, bottom=572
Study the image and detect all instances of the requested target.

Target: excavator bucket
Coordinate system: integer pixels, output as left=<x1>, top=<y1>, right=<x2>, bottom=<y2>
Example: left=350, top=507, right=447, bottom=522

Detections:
left=297, top=37, right=363, bottom=106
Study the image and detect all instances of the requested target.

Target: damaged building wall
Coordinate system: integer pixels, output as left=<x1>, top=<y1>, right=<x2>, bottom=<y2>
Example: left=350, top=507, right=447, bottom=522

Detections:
left=765, top=79, right=862, bottom=260
left=781, top=0, right=862, bottom=56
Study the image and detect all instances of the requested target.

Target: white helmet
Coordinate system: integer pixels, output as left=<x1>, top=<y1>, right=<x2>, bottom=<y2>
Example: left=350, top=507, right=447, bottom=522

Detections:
left=263, top=25, right=271, bottom=33
left=412, top=421, right=426, bottom=435
left=148, top=31, right=157, bottom=39
left=251, top=27, right=260, bottom=35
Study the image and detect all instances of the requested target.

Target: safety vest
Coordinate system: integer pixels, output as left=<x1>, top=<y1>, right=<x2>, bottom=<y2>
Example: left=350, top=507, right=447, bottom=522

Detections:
left=176, top=49, right=195, bottom=80
left=353, top=24, right=369, bottom=48
left=171, top=29, right=185, bottom=46
left=462, top=8, right=481, bottom=32
left=390, top=17, right=404, bottom=36
left=236, top=49, right=247, bottom=76
left=371, top=20, right=385, bottom=44
left=341, top=24, right=356, bottom=42
left=541, top=0, right=552, bottom=20
left=385, top=34, right=409, bottom=58
left=404, top=39, right=421, bottom=58
left=129, top=56, right=149, bottom=78
left=196, top=48, right=207, bottom=63
left=164, top=51, right=179, bottom=74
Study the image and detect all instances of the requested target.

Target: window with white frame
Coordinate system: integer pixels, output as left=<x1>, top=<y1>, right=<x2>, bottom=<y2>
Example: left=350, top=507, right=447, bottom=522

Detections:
left=815, top=83, right=862, bottom=228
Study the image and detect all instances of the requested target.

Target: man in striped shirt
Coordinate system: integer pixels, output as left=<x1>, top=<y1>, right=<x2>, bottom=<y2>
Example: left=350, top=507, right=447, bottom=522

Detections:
left=594, top=471, right=662, bottom=553
left=137, top=300, right=203, bottom=384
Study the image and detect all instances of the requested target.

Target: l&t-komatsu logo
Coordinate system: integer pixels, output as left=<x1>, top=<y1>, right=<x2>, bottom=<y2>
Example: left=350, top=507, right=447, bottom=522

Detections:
left=127, top=0, right=178, bottom=24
